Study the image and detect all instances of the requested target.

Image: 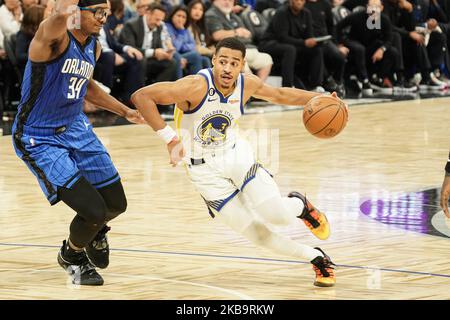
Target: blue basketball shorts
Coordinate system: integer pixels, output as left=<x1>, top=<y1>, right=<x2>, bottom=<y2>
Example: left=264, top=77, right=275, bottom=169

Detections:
left=12, top=113, right=120, bottom=205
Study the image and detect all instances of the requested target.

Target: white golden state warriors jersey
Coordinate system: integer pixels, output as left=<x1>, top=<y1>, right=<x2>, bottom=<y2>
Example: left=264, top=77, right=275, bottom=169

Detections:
left=174, top=68, right=245, bottom=159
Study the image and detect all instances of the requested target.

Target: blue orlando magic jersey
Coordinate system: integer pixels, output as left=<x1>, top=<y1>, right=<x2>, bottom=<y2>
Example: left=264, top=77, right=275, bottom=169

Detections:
left=17, top=32, right=96, bottom=129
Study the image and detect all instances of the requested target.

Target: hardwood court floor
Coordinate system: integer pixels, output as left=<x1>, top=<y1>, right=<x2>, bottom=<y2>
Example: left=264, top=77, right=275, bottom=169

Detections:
left=0, top=97, right=449, bottom=299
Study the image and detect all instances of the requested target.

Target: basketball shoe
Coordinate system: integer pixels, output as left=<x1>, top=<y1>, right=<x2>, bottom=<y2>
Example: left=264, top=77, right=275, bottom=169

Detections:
left=288, top=191, right=330, bottom=240
left=57, top=240, right=104, bottom=285
left=311, top=247, right=336, bottom=287
left=86, top=225, right=111, bottom=269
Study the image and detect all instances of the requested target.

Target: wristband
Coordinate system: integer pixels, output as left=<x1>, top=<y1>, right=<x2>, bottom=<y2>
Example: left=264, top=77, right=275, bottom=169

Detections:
left=157, top=125, right=177, bottom=144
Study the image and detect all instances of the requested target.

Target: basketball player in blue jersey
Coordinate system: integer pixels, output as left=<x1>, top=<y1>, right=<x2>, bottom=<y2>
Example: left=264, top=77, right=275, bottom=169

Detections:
left=132, top=38, right=348, bottom=287
left=11, top=0, right=145, bottom=285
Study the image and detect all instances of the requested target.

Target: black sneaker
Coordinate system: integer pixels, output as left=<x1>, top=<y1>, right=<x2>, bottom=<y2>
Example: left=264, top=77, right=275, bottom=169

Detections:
left=370, top=77, right=393, bottom=94
left=362, top=79, right=373, bottom=96
left=323, top=76, right=339, bottom=92
left=335, top=83, right=346, bottom=98
left=393, top=79, right=418, bottom=94
left=419, top=78, right=446, bottom=92
left=86, top=225, right=111, bottom=269
left=57, top=240, right=104, bottom=286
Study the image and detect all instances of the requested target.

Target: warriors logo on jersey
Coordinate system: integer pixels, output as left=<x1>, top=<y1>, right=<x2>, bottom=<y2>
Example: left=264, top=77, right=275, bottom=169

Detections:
left=174, top=68, right=245, bottom=159
left=197, top=112, right=233, bottom=144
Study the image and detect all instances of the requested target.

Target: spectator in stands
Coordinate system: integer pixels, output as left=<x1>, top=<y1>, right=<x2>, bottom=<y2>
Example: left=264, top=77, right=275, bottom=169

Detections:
left=382, top=0, right=434, bottom=92
left=21, top=0, right=38, bottom=11
left=336, top=0, right=400, bottom=94
left=410, top=0, right=448, bottom=88
left=0, top=28, right=6, bottom=79
left=254, top=0, right=284, bottom=13
left=105, top=0, right=125, bottom=36
left=187, top=0, right=214, bottom=68
left=305, top=0, right=347, bottom=96
left=120, top=3, right=177, bottom=84
left=166, top=5, right=203, bottom=77
left=0, top=0, right=23, bottom=37
left=260, top=0, right=326, bottom=91
left=95, top=0, right=144, bottom=103
left=122, top=0, right=138, bottom=20
left=0, top=28, right=5, bottom=59
left=205, top=0, right=273, bottom=81
left=15, top=4, right=44, bottom=75
left=135, top=0, right=152, bottom=16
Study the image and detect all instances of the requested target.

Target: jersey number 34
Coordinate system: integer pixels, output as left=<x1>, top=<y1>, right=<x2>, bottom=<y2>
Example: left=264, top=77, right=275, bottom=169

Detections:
left=68, top=77, right=87, bottom=99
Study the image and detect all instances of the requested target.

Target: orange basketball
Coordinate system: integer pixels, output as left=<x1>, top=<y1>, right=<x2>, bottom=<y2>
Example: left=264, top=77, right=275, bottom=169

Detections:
left=303, top=95, right=348, bottom=139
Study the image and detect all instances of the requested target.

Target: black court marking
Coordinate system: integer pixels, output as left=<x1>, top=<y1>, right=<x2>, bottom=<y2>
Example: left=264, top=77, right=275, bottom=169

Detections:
left=0, top=242, right=449, bottom=279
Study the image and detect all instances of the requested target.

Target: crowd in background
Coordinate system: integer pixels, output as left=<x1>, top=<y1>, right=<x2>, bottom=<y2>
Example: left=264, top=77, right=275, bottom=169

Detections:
left=2, top=0, right=450, bottom=114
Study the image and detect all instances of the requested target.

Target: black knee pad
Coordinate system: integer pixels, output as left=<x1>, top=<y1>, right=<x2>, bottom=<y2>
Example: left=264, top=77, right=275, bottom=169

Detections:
left=98, top=180, right=127, bottom=220
left=59, top=177, right=108, bottom=226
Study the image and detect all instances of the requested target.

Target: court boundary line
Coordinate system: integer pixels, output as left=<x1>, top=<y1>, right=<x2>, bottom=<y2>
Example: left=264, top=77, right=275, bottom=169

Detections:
left=0, top=242, right=449, bottom=279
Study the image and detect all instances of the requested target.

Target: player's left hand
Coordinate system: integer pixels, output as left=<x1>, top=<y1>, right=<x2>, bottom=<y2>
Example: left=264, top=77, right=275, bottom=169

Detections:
left=441, top=175, right=450, bottom=218
left=125, top=109, right=146, bottom=124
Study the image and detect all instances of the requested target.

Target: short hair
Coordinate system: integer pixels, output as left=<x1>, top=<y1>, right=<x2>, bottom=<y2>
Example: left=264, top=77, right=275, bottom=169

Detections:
left=215, top=37, right=246, bottom=58
left=147, top=2, right=166, bottom=14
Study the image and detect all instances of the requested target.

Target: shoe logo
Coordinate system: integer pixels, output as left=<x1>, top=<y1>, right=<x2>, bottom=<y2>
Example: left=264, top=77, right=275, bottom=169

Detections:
left=29, top=138, right=36, bottom=146
left=83, top=120, right=90, bottom=129
left=88, top=49, right=94, bottom=54
left=207, top=97, right=218, bottom=102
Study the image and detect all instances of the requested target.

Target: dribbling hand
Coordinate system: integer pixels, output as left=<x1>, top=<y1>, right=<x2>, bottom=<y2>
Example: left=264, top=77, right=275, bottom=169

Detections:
left=330, top=91, right=349, bottom=120
left=168, top=137, right=185, bottom=167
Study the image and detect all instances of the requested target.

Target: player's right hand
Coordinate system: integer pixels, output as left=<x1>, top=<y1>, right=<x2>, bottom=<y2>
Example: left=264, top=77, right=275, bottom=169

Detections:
left=168, top=137, right=185, bottom=167
left=330, top=91, right=349, bottom=120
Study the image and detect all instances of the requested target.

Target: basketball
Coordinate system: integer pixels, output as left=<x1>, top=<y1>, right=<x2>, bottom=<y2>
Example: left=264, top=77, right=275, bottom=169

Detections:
left=303, top=95, right=348, bottom=139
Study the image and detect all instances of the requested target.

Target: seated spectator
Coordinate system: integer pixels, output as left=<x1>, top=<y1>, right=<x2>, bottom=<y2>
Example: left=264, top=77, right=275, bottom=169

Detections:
left=0, top=23, right=5, bottom=59
left=123, top=0, right=138, bottom=21
left=21, top=0, right=38, bottom=11
left=187, top=0, right=214, bottom=67
left=254, top=0, right=284, bottom=13
left=382, top=0, right=426, bottom=91
left=15, top=4, right=45, bottom=76
left=259, top=0, right=326, bottom=91
left=0, top=0, right=23, bottom=37
left=134, top=0, right=152, bottom=16
left=105, top=0, right=125, bottom=37
left=205, top=0, right=273, bottom=81
left=0, top=27, right=7, bottom=93
left=166, top=5, right=203, bottom=78
left=411, top=0, right=449, bottom=89
left=336, top=0, right=400, bottom=94
left=305, top=0, right=347, bottom=96
left=95, top=0, right=145, bottom=103
left=119, top=3, right=177, bottom=84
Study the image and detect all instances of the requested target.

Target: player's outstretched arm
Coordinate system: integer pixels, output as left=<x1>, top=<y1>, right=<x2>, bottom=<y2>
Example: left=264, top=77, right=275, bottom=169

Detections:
left=85, top=79, right=145, bottom=124
left=247, top=74, right=340, bottom=106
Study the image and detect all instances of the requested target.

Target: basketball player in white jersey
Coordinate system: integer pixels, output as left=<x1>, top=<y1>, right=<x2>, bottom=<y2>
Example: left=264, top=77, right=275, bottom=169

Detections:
left=132, top=37, right=346, bottom=287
